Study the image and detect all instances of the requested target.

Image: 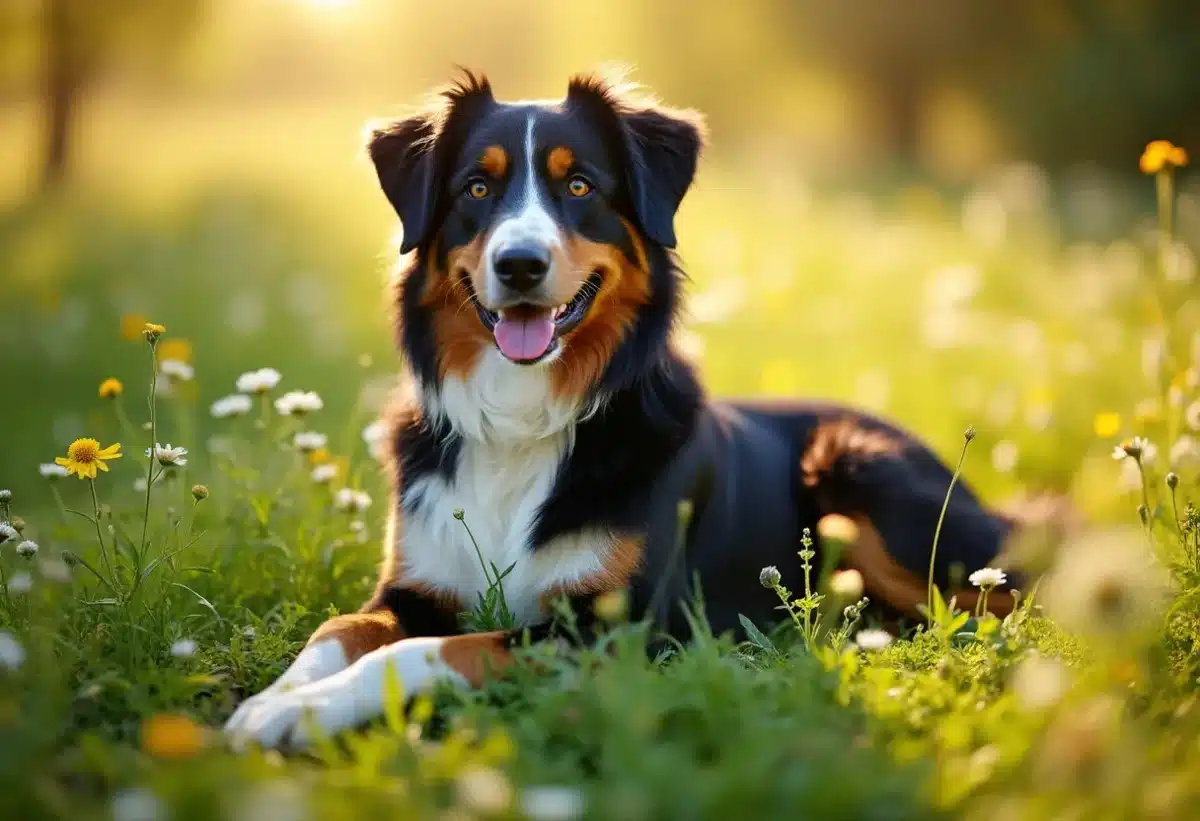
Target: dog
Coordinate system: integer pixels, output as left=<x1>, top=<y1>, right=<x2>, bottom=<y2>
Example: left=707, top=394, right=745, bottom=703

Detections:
left=223, top=70, right=1025, bottom=750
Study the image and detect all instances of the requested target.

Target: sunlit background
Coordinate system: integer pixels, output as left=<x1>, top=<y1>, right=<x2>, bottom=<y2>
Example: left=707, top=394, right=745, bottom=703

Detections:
left=2, top=0, right=1199, bottom=510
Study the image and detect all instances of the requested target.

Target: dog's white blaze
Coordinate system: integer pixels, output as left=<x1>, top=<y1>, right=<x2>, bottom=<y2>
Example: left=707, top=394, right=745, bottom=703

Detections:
left=482, top=112, right=562, bottom=306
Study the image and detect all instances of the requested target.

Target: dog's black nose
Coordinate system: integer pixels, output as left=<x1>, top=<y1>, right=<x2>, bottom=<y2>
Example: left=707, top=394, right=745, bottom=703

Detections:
left=494, top=246, right=550, bottom=293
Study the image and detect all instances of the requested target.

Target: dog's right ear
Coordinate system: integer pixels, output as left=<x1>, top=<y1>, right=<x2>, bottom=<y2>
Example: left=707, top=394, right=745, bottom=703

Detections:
left=367, top=70, right=495, bottom=255
left=366, top=115, right=439, bottom=255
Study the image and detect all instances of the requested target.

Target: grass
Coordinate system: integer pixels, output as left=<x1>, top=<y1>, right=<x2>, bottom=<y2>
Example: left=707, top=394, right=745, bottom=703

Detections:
left=2, top=132, right=1200, bottom=820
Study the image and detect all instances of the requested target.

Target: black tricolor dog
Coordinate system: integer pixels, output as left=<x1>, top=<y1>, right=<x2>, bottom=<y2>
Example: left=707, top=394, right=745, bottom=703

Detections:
left=224, top=70, right=1023, bottom=750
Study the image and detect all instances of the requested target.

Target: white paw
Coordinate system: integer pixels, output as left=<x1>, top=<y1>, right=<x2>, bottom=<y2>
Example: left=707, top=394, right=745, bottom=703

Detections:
left=224, top=677, right=358, bottom=751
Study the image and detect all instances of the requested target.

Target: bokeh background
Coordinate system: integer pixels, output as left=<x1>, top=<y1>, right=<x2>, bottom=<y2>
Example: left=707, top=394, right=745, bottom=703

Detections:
left=2, top=0, right=1199, bottom=510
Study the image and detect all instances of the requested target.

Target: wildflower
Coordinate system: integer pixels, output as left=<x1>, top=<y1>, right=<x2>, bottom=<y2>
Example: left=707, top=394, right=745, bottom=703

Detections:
left=0, top=631, right=25, bottom=671
left=817, top=513, right=859, bottom=547
left=39, top=557, right=71, bottom=583
left=293, top=431, right=328, bottom=452
left=1170, top=435, right=1200, bottom=468
left=520, top=786, right=586, bottom=821
left=134, top=477, right=149, bottom=493
left=1041, top=526, right=1171, bottom=637
left=1140, top=140, right=1189, bottom=174
left=1112, top=437, right=1150, bottom=461
left=275, top=390, right=324, bottom=416
left=98, top=378, right=123, bottom=399
left=311, top=464, right=338, bottom=484
left=140, top=713, right=208, bottom=758
left=308, top=447, right=332, bottom=465
left=120, top=313, right=149, bottom=341
left=593, top=589, right=629, bottom=622
left=15, top=540, right=37, bottom=559
left=210, top=393, right=253, bottom=418
left=1093, top=411, right=1121, bottom=438
left=8, top=572, right=33, bottom=595
left=236, top=367, right=282, bottom=394
left=362, top=419, right=388, bottom=446
left=232, top=780, right=309, bottom=821
left=854, top=628, right=893, bottom=651
left=170, top=638, right=197, bottom=658
left=191, top=484, right=209, bottom=501
left=964, top=425, right=977, bottom=442
left=969, top=567, right=1007, bottom=589
left=333, top=488, right=372, bottom=513
left=829, top=569, right=864, bottom=600
left=456, top=767, right=513, bottom=815
left=759, top=566, right=781, bottom=588
left=242, top=626, right=257, bottom=640
left=158, top=359, right=195, bottom=381
left=0, top=523, right=16, bottom=544
left=142, top=322, right=166, bottom=344
left=9, top=517, right=23, bottom=533
left=110, top=787, right=165, bottom=821
left=1186, top=401, right=1200, bottom=431
left=147, top=443, right=188, bottom=467
left=1167, top=472, right=1180, bottom=490
left=55, top=438, right=123, bottom=479
left=39, top=462, right=69, bottom=479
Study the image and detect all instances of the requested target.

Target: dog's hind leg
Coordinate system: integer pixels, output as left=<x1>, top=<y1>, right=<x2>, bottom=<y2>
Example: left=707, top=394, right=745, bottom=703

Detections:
left=798, top=418, right=1021, bottom=620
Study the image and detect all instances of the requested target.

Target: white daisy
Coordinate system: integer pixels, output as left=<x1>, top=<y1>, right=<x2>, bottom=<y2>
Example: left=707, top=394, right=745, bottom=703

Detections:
left=854, top=628, right=893, bottom=651
left=210, top=393, right=253, bottom=418
left=969, top=567, right=1008, bottom=588
left=39, top=557, right=71, bottom=583
left=293, top=431, right=328, bottom=452
left=361, top=419, right=389, bottom=460
left=991, top=440, right=1019, bottom=473
left=0, top=523, right=17, bottom=544
left=0, top=630, right=25, bottom=671
left=158, top=359, right=195, bottom=381
left=1112, top=436, right=1151, bottom=461
left=39, top=462, right=70, bottom=479
left=1170, top=435, right=1200, bottom=468
left=1186, top=400, right=1200, bottom=431
left=311, top=464, right=338, bottom=484
left=8, top=572, right=33, bottom=595
left=520, top=786, right=586, bottom=821
left=15, top=540, right=38, bottom=559
left=235, top=367, right=282, bottom=394
left=147, top=443, right=188, bottom=467
left=275, top=390, right=323, bottom=416
left=110, top=787, right=165, bottom=821
left=170, top=638, right=197, bottom=658
left=333, top=488, right=372, bottom=513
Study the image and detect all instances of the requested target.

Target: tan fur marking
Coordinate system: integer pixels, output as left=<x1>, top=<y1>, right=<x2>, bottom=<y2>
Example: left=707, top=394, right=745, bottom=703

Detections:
left=542, top=535, right=644, bottom=603
left=840, top=515, right=1014, bottom=619
left=547, top=146, right=574, bottom=180
left=308, top=611, right=404, bottom=662
left=549, top=218, right=651, bottom=398
left=438, top=631, right=513, bottom=687
left=431, top=235, right=492, bottom=380
left=481, top=145, right=508, bottom=178
left=800, top=420, right=900, bottom=490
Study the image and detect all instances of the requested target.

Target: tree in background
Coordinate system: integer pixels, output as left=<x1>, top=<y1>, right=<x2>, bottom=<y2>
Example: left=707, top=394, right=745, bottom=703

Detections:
left=0, top=0, right=208, bottom=191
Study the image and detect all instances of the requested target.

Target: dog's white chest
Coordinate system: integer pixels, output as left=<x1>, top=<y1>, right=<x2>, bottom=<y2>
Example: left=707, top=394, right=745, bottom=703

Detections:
left=400, top=357, right=612, bottom=625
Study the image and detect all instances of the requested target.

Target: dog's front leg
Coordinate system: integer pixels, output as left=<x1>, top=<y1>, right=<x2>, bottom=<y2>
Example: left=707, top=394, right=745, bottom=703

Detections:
left=223, top=628, right=513, bottom=750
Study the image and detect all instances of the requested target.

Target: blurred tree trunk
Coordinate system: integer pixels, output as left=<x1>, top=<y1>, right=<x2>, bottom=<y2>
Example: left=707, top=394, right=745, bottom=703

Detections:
left=41, top=0, right=80, bottom=191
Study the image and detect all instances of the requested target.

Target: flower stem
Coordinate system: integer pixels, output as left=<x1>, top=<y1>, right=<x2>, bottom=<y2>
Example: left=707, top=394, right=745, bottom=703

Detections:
left=138, top=344, right=159, bottom=568
left=928, top=433, right=974, bottom=621
left=88, top=479, right=119, bottom=595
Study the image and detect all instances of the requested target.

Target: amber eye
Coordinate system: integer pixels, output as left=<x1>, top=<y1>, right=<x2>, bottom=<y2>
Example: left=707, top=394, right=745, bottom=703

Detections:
left=466, top=178, right=490, bottom=199
left=567, top=175, right=592, bottom=197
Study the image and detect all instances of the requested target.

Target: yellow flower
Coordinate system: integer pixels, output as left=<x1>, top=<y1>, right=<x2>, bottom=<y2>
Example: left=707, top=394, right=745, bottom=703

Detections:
left=309, top=447, right=332, bottom=465
left=98, top=378, right=123, bottom=400
left=1140, top=140, right=1189, bottom=174
left=157, top=338, right=193, bottom=364
left=140, top=713, right=208, bottom=759
left=55, top=439, right=122, bottom=480
left=120, top=313, right=148, bottom=341
left=1093, top=411, right=1121, bottom=438
left=143, top=322, right=166, bottom=344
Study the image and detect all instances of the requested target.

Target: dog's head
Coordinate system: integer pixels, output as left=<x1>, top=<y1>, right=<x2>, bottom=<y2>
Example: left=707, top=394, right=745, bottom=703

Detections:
left=367, top=70, right=705, bottom=409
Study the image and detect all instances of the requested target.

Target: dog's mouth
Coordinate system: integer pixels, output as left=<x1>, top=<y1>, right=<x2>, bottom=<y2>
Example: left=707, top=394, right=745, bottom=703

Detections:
left=465, top=273, right=603, bottom=364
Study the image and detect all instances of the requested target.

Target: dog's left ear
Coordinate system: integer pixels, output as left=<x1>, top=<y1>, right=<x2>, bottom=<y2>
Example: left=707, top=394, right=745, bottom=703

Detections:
left=366, top=114, right=438, bottom=255
left=619, top=105, right=706, bottom=248
left=567, top=75, right=706, bottom=249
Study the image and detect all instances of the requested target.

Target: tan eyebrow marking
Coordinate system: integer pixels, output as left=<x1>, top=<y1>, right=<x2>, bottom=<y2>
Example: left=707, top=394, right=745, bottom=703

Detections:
left=480, top=145, right=508, bottom=178
left=547, top=146, right=574, bottom=180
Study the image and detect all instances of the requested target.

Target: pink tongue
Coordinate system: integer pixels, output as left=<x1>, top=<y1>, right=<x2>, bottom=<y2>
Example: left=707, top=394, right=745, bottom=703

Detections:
left=494, top=313, right=555, bottom=361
